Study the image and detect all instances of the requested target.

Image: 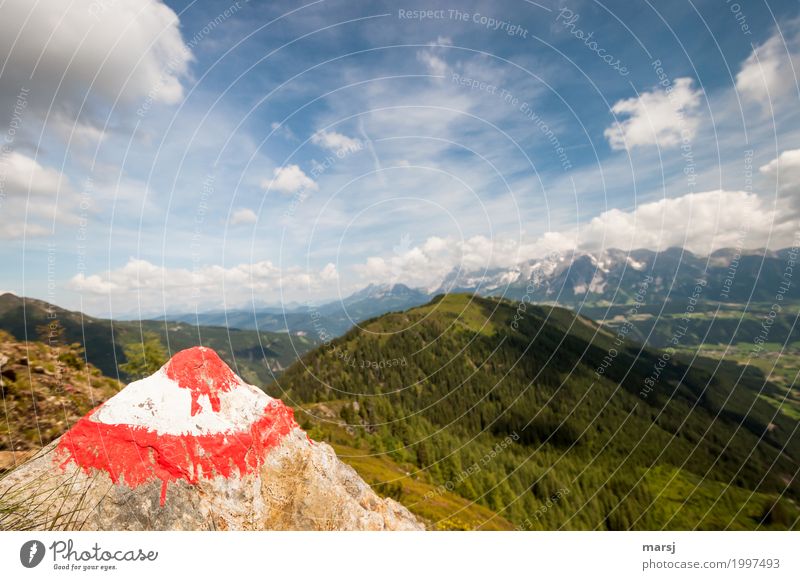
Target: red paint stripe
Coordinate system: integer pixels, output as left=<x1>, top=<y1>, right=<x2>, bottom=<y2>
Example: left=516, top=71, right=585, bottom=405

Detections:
left=164, top=347, right=238, bottom=416
left=56, top=399, right=298, bottom=506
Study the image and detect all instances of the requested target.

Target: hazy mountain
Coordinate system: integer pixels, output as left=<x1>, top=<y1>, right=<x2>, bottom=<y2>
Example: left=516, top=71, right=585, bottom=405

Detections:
left=317, top=283, right=431, bottom=319
left=167, top=283, right=432, bottom=338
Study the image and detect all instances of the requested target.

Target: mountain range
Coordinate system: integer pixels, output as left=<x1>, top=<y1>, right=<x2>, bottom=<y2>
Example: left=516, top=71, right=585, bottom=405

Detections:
left=166, top=282, right=432, bottom=338
left=436, top=246, right=798, bottom=305
left=165, top=247, right=799, bottom=344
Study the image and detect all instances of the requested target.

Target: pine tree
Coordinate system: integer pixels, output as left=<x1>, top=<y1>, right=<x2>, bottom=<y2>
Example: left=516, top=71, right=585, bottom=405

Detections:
left=119, top=332, right=167, bottom=380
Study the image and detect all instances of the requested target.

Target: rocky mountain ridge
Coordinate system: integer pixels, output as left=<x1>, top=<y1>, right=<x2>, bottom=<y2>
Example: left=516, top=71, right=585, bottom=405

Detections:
left=163, top=247, right=799, bottom=339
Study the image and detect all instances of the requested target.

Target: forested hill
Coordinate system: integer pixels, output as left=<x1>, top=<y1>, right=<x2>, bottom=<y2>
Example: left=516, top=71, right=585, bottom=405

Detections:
left=0, top=293, right=316, bottom=385
left=272, top=294, right=800, bottom=530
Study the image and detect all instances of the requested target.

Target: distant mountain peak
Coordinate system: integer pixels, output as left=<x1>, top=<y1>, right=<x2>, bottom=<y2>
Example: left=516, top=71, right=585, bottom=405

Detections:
left=347, top=282, right=427, bottom=302
left=430, top=246, right=799, bottom=305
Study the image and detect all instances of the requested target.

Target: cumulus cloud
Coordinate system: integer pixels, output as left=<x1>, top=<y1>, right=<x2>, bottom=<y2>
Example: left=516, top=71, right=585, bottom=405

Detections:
left=311, top=130, right=363, bottom=154
left=229, top=208, right=258, bottom=226
left=351, top=190, right=796, bottom=290
left=67, top=258, right=337, bottom=313
left=759, top=148, right=800, bottom=176
left=0, top=151, right=63, bottom=198
left=416, top=39, right=451, bottom=76
left=353, top=235, right=530, bottom=291
left=0, top=151, right=83, bottom=237
left=568, top=190, right=786, bottom=254
left=604, top=78, right=703, bottom=150
left=320, top=262, right=338, bottom=281
left=263, top=164, right=318, bottom=195
left=736, top=26, right=800, bottom=108
left=760, top=148, right=800, bottom=218
left=66, top=187, right=800, bottom=311
left=0, top=0, right=191, bottom=137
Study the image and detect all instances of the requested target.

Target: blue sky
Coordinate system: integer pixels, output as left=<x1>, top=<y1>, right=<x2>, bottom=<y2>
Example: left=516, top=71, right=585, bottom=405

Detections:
left=1, top=0, right=799, bottom=316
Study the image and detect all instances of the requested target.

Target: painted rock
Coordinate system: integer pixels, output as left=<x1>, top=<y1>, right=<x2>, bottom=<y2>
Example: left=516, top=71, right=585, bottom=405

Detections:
left=0, top=347, right=422, bottom=531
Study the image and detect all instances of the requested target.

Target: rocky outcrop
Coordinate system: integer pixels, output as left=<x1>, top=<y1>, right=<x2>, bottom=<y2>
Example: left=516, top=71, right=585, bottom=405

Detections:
left=0, top=330, right=120, bottom=464
left=0, top=347, right=422, bottom=531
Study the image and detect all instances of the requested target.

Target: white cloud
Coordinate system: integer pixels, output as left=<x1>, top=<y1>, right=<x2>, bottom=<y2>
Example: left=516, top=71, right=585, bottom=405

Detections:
left=604, top=78, right=703, bottom=150
left=736, top=27, right=800, bottom=107
left=67, top=258, right=337, bottom=313
left=320, top=262, right=338, bottom=281
left=416, top=40, right=449, bottom=76
left=263, top=164, right=318, bottom=195
left=0, top=0, right=191, bottom=135
left=0, top=152, right=63, bottom=198
left=760, top=148, right=800, bottom=216
left=311, top=130, right=363, bottom=154
left=0, top=151, right=84, bottom=237
left=569, top=190, right=785, bottom=254
left=229, top=208, right=258, bottom=226
left=759, top=148, right=800, bottom=175
left=545, top=189, right=793, bottom=255
left=350, top=190, right=796, bottom=290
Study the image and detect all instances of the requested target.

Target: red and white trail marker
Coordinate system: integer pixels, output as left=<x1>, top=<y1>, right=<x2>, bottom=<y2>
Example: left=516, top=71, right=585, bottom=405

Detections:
left=56, top=346, right=300, bottom=505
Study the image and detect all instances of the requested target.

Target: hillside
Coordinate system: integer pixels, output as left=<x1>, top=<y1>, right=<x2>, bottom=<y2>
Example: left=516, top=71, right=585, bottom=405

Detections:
left=0, top=293, right=317, bottom=385
left=0, top=331, right=120, bottom=471
left=274, top=294, right=800, bottom=530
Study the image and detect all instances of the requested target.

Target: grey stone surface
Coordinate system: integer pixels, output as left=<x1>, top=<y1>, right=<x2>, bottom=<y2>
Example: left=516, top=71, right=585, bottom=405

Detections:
left=0, top=429, right=423, bottom=531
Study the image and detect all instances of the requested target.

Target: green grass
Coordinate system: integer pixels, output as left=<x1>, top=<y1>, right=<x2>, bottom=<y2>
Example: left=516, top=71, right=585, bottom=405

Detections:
left=365, top=294, right=500, bottom=336
left=640, top=465, right=798, bottom=530
left=330, top=443, right=515, bottom=530
left=674, top=342, right=800, bottom=421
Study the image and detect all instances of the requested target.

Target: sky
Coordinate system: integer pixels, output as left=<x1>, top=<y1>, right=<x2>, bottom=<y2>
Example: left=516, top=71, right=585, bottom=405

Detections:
left=1, top=0, right=799, bottom=317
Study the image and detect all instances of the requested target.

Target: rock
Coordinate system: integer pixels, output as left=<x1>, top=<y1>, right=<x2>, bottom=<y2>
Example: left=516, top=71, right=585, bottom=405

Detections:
left=0, top=347, right=423, bottom=531
left=0, top=450, right=36, bottom=472
left=32, top=365, right=45, bottom=374
left=18, top=356, right=28, bottom=366
left=315, top=403, right=336, bottom=418
left=1, top=368, right=15, bottom=382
